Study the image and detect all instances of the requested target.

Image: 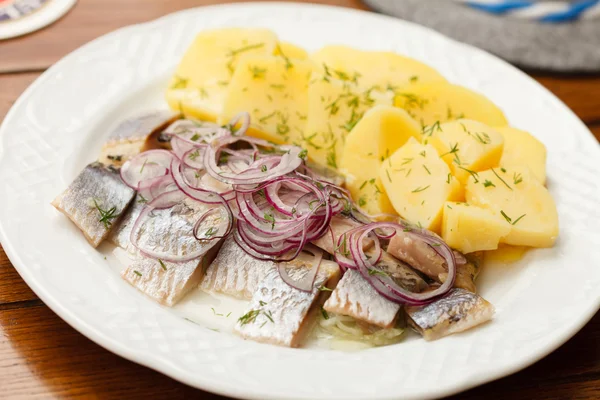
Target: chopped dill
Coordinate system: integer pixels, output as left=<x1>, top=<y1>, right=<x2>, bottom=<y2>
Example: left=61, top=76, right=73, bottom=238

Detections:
left=458, top=166, right=479, bottom=183
left=93, top=199, right=118, bottom=229
left=412, top=185, right=430, bottom=193
left=513, top=172, right=523, bottom=185
left=158, top=259, right=167, bottom=271
left=483, top=180, right=496, bottom=188
left=321, top=307, right=330, bottom=320
left=423, top=164, right=431, bottom=175
left=491, top=168, right=512, bottom=190
left=133, top=270, right=142, bottom=277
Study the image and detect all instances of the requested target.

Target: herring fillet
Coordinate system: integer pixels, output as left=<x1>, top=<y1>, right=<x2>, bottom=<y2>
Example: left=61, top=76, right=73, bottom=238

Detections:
left=235, top=258, right=340, bottom=348
left=51, top=162, right=135, bottom=247
left=99, top=111, right=180, bottom=166
left=324, top=251, right=427, bottom=328
left=324, top=269, right=400, bottom=329
left=109, top=194, right=145, bottom=249
left=200, top=236, right=276, bottom=299
left=120, top=198, right=227, bottom=305
left=122, top=243, right=221, bottom=306
left=406, top=288, right=495, bottom=341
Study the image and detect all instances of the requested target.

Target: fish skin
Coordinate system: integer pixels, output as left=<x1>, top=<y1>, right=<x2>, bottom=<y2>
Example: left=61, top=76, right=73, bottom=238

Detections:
left=200, top=236, right=276, bottom=299
left=311, top=215, right=373, bottom=255
left=52, top=162, right=135, bottom=247
left=132, top=197, right=226, bottom=261
left=99, top=111, right=180, bottom=166
left=122, top=242, right=222, bottom=306
left=373, top=250, right=429, bottom=293
left=235, top=257, right=340, bottom=348
left=109, top=194, right=146, bottom=250
left=406, top=288, right=495, bottom=341
left=324, top=269, right=400, bottom=329
left=323, top=251, right=427, bottom=328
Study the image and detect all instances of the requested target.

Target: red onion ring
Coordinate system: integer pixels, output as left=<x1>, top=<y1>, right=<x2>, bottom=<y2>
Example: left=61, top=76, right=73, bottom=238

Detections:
left=339, top=222, right=456, bottom=306
left=278, top=244, right=323, bottom=292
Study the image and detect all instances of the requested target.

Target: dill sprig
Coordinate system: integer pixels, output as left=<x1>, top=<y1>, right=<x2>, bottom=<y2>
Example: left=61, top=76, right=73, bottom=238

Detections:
left=93, top=199, right=118, bottom=229
left=491, top=168, right=512, bottom=190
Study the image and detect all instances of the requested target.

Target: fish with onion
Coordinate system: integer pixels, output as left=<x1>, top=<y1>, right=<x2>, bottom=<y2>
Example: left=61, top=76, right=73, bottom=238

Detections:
left=99, top=111, right=180, bottom=166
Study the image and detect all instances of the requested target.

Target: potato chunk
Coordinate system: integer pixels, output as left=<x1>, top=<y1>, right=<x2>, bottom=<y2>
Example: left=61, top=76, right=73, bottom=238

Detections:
left=465, top=167, right=558, bottom=247
left=340, top=106, right=421, bottom=215
left=276, top=42, right=309, bottom=60
left=311, top=45, right=446, bottom=90
left=394, top=82, right=508, bottom=128
left=495, top=126, right=547, bottom=184
left=303, top=76, right=392, bottom=168
left=220, top=55, right=313, bottom=145
left=442, top=202, right=511, bottom=254
left=428, top=119, right=504, bottom=184
left=166, top=28, right=278, bottom=121
left=380, top=138, right=463, bottom=232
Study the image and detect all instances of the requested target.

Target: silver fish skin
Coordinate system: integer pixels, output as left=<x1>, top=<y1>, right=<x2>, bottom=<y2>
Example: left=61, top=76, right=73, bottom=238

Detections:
left=324, top=269, right=400, bottom=329
left=406, top=288, right=495, bottom=341
left=108, top=194, right=145, bottom=250
left=323, top=251, right=426, bottom=328
left=311, top=215, right=373, bottom=255
left=373, top=250, right=428, bottom=293
left=99, top=111, right=180, bottom=166
left=200, top=236, right=276, bottom=299
left=52, top=162, right=135, bottom=248
left=132, top=197, right=226, bottom=261
left=235, top=257, right=340, bottom=348
left=122, top=242, right=222, bottom=306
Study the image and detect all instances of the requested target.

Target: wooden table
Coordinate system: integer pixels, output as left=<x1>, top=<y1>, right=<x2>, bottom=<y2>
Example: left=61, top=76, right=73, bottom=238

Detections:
left=1, top=1, right=599, bottom=398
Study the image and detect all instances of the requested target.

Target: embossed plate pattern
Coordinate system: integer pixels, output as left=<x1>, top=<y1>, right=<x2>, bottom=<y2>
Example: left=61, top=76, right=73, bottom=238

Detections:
left=0, top=3, right=599, bottom=399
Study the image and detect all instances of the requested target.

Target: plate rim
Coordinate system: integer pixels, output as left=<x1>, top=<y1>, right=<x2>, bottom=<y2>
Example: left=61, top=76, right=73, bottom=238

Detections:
left=1, top=2, right=599, bottom=400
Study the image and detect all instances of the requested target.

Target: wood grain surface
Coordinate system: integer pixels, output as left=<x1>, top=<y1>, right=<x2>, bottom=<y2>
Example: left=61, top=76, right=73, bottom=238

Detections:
left=0, top=0, right=599, bottom=398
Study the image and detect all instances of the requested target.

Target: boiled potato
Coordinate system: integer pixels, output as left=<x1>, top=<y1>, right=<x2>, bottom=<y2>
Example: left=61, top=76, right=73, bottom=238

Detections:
left=311, top=45, right=446, bottom=91
left=428, top=119, right=504, bottom=184
left=394, top=82, right=508, bottom=128
left=220, top=55, right=313, bottom=145
left=495, top=126, right=547, bottom=184
left=485, top=244, right=528, bottom=263
left=275, top=42, right=309, bottom=60
left=166, top=28, right=278, bottom=121
left=380, top=138, right=463, bottom=232
left=304, top=76, right=392, bottom=168
left=465, top=166, right=558, bottom=247
left=442, top=202, right=511, bottom=253
left=340, top=105, right=422, bottom=215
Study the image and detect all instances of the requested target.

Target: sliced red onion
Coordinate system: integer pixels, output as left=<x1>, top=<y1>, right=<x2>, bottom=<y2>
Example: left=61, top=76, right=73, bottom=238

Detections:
left=120, top=150, right=173, bottom=190
left=204, top=136, right=304, bottom=184
left=278, top=244, right=323, bottom=292
left=171, top=158, right=227, bottom=204
left=227, top=112, right=250, bottom=136
left=138, top=175, right=177, bottom=203
left=341, top=222, right=456, bottom=306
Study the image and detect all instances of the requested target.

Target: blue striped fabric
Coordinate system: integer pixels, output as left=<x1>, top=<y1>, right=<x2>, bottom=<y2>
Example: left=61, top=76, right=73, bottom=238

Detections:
left=539, top=0, right=599, bottom=21
left=466, top=1, right=533, bottom=14
left=463, top=0, right=600, bottom=22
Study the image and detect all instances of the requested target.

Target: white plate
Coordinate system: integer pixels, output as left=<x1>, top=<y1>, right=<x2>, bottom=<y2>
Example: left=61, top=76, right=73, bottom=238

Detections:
left=1, top=3, right=599, bottom=399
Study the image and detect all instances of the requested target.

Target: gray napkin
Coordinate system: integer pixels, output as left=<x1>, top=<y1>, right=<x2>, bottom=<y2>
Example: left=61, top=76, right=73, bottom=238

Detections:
left=363, top=0, right=600, bottom=71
